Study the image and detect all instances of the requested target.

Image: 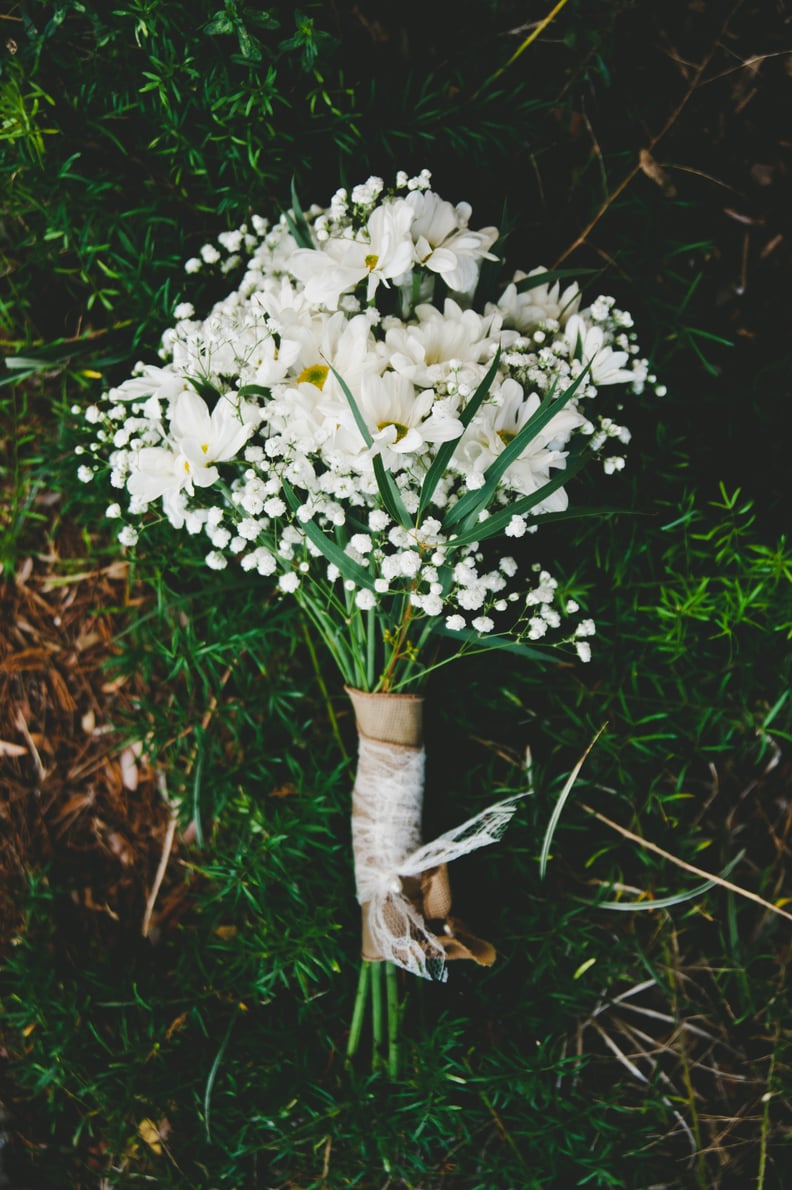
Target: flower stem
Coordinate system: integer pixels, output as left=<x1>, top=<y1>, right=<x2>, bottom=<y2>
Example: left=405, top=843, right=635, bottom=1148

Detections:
left=346, top=960, right=370, bottom=1063
left=300, top=619, right=348, bottom=761
left=366, top=605, right=376, bottom=689
left=386, top=961, right=401, bottom=1078
left=370, top=960, right=384, bottom=1069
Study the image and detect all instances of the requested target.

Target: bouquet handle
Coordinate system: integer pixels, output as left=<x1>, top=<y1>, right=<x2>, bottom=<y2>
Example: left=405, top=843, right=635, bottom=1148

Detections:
left=347, top=686, right=503, bottom=982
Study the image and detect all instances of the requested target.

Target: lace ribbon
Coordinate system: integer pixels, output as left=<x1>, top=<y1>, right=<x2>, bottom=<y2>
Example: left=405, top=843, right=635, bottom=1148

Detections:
left=347, top=686, right=523, bottom=982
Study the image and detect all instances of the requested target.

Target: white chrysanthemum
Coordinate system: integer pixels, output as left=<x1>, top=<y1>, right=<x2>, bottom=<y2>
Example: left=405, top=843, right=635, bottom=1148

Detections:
left=336, top=372, right=463, bottom=469
left=454, top=378, right=583, bottom=511
left=289, top=199, right=416, bottom=308
left=405, top=190, right=498, bottom=295
left=496, top=268, right=581, bottom=334
left=565, top=314, right=634, bottom=386
left=385, top=299, right=497, bottom=389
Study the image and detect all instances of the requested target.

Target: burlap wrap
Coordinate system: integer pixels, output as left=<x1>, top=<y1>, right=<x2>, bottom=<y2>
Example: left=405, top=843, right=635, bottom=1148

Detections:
left=346, top=686, right=495, bottom=970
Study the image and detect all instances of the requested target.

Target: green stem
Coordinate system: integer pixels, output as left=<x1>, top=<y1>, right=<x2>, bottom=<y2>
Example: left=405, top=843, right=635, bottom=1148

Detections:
left=366, top=606, right=376, bottom=690
left=300, top=619, right=348, bottom=763
left=296, top=590, right=354, bottom=683
left=370, top=960, right=384, bottom=1070
left=386, top=962, right=401, bottom=1079
left=378, top=589, right=414, bottom=692
left=346, top=961, right=370, bottom=1063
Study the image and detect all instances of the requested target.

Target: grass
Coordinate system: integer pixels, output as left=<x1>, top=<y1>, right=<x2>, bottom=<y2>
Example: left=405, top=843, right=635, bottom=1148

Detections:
left=2, top=1, right=792, bottom=1187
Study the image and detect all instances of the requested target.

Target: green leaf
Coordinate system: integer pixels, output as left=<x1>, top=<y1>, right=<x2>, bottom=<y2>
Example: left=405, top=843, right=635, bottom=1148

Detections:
left=372, top=456, right=413, bottom=528
left=596, top=851, right=746, bottom=911
left=281, top=478, right=375, bottom=591
left=433, top=624, right=553, bottom=662
left=445, top=364, right=591, bottom=531
left=284, top=177, right=314, bottom=249
left=447, top=448, right=590, bottom=549
left=539, top=726, right=607, bottom=879
left=515, top=268, right=596, bottom=294
left=329, top=363, right=372, bottom=446
left=186, top=374, right=223, bottom=404
left=417, top=346, right=501, bottom=520
left=329, top=363, right=413, bottom=527
left=237, top=384, right=272, bottom=399
left=204, top=14, right=235, bottom=36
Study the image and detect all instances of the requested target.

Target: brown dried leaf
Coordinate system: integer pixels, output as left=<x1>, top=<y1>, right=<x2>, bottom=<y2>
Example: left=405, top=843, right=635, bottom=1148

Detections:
left=120, top=745, right=140, bottom=791
left=0, top=740, right=27, bottom=758
left=269, top=782, right=298, bottom=799
left=138, top=1119, right=163, bottom=1155
left=164, top=1013, right=188, bottom=1041
left=53, top=791, right=95, bottom=826
left=48, top=667, right=77, bottom=713
left=639, top=148, right=677, bottom=198
left=76, top=630, right=103, bottom=652
left=214, top=924, right=238, bottom=940
left=1, top=648, right=56, bottom=672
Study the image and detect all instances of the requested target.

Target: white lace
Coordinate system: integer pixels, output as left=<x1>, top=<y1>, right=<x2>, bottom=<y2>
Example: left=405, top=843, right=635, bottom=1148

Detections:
left=352, top=732, right=523, bottom=981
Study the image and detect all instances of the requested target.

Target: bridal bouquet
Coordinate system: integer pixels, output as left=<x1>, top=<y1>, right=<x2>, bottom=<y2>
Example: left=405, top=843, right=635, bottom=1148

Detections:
left=77, top=168, right=654, bottom=1066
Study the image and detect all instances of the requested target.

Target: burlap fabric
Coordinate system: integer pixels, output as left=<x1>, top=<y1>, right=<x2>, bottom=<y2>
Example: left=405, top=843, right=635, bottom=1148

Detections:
left=346, top=686, right=495, bottom=968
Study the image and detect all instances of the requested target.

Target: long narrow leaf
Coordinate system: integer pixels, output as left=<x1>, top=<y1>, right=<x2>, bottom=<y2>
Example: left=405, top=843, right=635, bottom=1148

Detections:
left=539, top=725, right=607, bottom=879
left=596, top=850, right=746, bottom=911
left=281, top=478, right=376, bottom=591
left=515, top=268, right=596, bottom=294
left=284, top=178, right=314, bottom=249
left=448, top=450, right=589, bottom=548
left=329, top=363, right=373, bottom=446
left=418, top=346, right=502, bottom=520
left=372, top=455, right=413, bottom=527
left=330, top=363, right=412, bottom=526
left=204, top=1012, right=238, bottom=1142
left=445, top=363, right=590, bottom=529
left=433, top=624, right=553, bottom=662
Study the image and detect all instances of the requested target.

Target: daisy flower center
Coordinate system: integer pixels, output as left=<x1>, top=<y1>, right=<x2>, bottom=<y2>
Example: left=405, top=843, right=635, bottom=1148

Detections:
left=297, top=364, right=329, bottom=389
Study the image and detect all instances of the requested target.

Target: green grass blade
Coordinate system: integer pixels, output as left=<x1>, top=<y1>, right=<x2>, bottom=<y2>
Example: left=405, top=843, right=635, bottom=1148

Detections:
left=539, top=725, right=607, bottom=879
left=596, top=851, right=746, bottom=910
left=204, top=1010, right=238, bottom=1142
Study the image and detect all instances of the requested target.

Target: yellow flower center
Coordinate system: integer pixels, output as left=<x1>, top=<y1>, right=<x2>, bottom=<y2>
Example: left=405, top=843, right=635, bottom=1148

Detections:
left=497, top=429, right=517, bottom=446
left=378, top=420, right=410, bottom=443
left=200, top=443, right=209, bottom=454
left=297, top=363, right=330, bottom=389
left=364, top=253, right=379, bottom=272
